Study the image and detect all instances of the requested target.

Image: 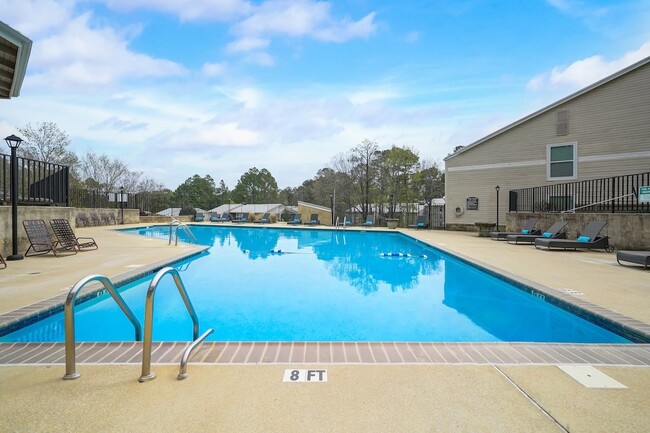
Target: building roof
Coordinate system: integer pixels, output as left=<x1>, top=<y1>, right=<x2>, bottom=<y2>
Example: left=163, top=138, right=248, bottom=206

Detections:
left=0, top=21, right=32, bottom=99
left=297, top=201, right=331, bottom=212
left=445, top=55, right=650, bottom=161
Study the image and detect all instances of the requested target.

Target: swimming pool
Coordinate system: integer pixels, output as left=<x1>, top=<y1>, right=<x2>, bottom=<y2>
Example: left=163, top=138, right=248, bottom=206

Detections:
left=0, top=225, right=631, bottom=343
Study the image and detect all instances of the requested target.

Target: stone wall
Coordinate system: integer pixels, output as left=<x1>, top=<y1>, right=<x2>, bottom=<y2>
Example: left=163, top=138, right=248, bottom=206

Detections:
left=505, top=212, right=650, bottom=250
left=0, top=206, right=139, bottom=257
left=139, top=215, right=193, bottom=224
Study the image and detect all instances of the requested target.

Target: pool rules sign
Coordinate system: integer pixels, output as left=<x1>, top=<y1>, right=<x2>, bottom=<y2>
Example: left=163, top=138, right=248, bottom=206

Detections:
left=283, top=369, right=328, bottom=382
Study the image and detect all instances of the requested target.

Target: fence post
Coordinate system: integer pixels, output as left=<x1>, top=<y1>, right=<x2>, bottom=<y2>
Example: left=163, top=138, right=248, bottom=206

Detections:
left=611, top=177, right=616, bottom=213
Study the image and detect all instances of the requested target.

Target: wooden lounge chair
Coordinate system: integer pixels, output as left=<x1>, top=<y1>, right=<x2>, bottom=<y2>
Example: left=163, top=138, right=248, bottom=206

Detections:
left=307, top=214, right=320, bottom=225
left=50, top=219, right=98, bottom=251
left=534, top=221, right=613, bottom=252
left=490, top=217, right=539, bottom=240
left=0, top=253, right=6, bottom=269
left=23, top=219, right=77, bottom=257
left=506, top=221, right=567, bottom=245
left=616, top=251, right=650, bottom=270
left=408, top=215, right=427, bottom=229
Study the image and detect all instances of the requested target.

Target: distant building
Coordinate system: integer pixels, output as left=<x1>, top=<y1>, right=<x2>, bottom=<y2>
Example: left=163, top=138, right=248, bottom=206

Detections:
left=444, top=56, right=650, bottom=229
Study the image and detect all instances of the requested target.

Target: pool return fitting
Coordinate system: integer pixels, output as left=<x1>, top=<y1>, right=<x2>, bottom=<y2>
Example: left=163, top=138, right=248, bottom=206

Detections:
left=63, top=267, right=212, bottom=382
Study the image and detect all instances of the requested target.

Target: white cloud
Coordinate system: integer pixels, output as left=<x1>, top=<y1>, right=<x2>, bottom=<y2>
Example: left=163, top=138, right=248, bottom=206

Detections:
left=227, top=0, right=377, bottom=57
left=104, top=0, right=253, bottom=22
left=226, top=37, right=270, bottom=54
left=201, top=62, right=226, bottom=77
left=0, top=0, right=73, bottom=36
left=527, top=41, right=650, bottom=91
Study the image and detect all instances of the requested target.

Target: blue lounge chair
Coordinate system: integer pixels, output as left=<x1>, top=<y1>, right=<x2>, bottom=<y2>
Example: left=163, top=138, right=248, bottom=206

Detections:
left=233, top=212, right=249, bottom=223
left=361, top=215, right=375, bottom=227
left=255, top=213, right=271, bottom=223
left=217, top=213, right=231, bottom=222
left=209, top=212, right=219, bottom=222
left=408, top=215, right=427, bottom=229
left=534, top=221, right=613, bottom=252
left=506, top=221, right=567, bottom=245
left=195, top=212, right=205, bottom=222
left=307, top=214, right=320, bottom=225
left=287, top=213, right=302, bottom=225
left=490, top=217, right=539, bottom=240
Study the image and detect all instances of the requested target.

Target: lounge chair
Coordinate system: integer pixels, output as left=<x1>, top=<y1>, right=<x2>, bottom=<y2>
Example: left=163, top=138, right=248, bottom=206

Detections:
left=23, top=219, right=77, bottom=257
left=490, top=217, right=539, bottom=240
left=408, top=215, right=427, bottom=229
left=506, top=221, right=567, bottom=245
left=195, top=212, right=205, bottom=222
left=233, top=212, right=249, bottom=223
left=361, top=215, right=375, bottom=227
left=212, top=213, right=230, bottom=222
left=307, top=214, right=320, bottom=225
left=342, top=214, right=352, bottom=226
left=287, top=214, right=302, bottom=225
left=0, top=253, right=6, bottom=269
left=255, top=213, right=271, bottom=223
left=616, top=251, right=650, bottom=270
left=534, top=221, right=613, bottom=252
left=50, top=219, right=98, bottom=251
left=209, top=212, right=219, bottom=222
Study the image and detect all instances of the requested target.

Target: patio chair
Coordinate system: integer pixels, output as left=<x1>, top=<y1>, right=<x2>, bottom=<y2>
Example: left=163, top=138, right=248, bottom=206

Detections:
left=233, top=212, right=249, bottom=223
left=307, top=214, right=320, bottom=225
left=217, top=213, right=231, bottom=222
left=408, top=215, right=428, bottom=229
left=616, top=251, right=650, bottom=270
left=361, top=215, right=375, bottom=227
left=342, top=214, right=352, bottom=226
left=490, top=217, right=539, bottom=241
left=534, top=221, right=613, bottom=252
left=23, top=219, right=77, bottom=257
left=0, top=253, right=6, bottom=269
left=255, top=213, right=271, bottom=223
left=287, top=214, right=302, bottom=225
left=506, top=221, right=567, bottom=245
left=50, top=219, right=99, bottom=251
left=209, top=212, right=219, bottom=222
left=195, top=212, right=206, bottom=222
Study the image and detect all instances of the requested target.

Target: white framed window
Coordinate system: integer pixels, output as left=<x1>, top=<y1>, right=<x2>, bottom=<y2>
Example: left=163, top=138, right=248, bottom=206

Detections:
left=547, top=142, right=577, bottom=181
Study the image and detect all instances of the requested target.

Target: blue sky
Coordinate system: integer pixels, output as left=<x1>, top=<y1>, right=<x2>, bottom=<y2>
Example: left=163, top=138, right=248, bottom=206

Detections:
left=2, top=0, right=649, bottom=190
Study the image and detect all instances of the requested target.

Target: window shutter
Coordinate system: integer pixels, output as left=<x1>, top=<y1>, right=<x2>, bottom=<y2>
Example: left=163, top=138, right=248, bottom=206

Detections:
left=556, top=110, right=569, bottom=136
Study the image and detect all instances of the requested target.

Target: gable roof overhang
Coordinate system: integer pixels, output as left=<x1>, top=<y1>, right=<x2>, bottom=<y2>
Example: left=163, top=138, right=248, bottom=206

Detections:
left=0, top=21, right=32, bottom=99
left=444, top=55, right=650, bottom=162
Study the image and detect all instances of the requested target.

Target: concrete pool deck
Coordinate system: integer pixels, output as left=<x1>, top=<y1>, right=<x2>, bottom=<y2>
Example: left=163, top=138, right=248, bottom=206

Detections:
left=1, top=223, right=650, bottom=432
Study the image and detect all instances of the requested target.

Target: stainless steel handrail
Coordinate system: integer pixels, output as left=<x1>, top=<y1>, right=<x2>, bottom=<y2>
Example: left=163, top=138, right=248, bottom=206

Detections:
left=168, top=218, right=198, bottom=245
left=177, top=328, right=214, bottom=380
left=64, top=275, right=142, bottom=380
left=139, top=267, right=200, bottom=382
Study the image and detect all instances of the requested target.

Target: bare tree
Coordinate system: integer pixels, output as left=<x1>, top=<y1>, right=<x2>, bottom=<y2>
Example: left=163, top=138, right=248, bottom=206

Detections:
left=17, top=121, right=78, bottom=168
left=78, top=152, right=130, bottom=192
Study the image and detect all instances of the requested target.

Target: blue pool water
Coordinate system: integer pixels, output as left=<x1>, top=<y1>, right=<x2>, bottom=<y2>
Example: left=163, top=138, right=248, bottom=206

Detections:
left=1, top=226, right=630, bottom=343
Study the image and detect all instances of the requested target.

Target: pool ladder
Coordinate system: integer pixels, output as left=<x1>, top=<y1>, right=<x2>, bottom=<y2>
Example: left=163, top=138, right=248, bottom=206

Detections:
left=169, top=218, right=198, bottom=245
left=63, top=267, right=213, bottom=382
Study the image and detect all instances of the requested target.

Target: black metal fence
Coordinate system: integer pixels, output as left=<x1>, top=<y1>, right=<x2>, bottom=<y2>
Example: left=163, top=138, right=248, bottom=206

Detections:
left=509, top=172, right=650, bottom=213
left=1, top=153, right=69, bottom=206
left=69, top=188, right=172, bottom=215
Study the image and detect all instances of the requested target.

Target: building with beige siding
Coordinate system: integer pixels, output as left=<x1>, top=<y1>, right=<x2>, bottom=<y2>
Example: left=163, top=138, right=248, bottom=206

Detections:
left=444, top=56, right=650, bottom=231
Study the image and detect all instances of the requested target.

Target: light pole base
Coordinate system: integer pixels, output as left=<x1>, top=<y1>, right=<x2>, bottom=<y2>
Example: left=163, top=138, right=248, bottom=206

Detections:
left=6, top=254, right=24, bottom=261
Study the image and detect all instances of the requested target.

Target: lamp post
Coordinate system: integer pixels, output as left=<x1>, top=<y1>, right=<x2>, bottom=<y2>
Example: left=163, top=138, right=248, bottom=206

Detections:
left=5, top=135, right=24, bottom=260
left=495, top=185, right=500, bottom=230
left=389, top=194, right=394, bottom=219
left=330, top=194, right=334, bottom=226
left=120, top=186, right=124, bottom=225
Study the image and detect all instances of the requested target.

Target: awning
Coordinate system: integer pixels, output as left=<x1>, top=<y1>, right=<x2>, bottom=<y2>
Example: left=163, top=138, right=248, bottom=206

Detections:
left=0, top=21, right=32, bottom=99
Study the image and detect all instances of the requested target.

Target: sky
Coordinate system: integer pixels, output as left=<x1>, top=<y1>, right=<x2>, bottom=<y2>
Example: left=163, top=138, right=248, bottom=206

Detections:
left=2, top=0, right=650, bottom=191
